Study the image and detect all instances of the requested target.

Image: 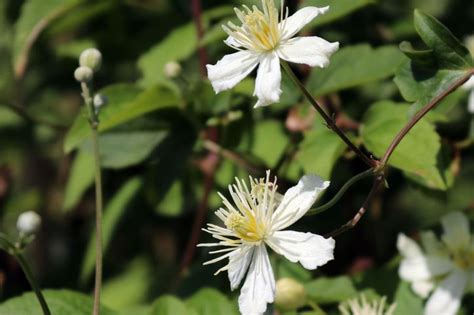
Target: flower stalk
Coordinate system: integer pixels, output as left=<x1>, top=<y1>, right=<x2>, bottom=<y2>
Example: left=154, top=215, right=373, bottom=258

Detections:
left=280, top=61, right=375, bottom=168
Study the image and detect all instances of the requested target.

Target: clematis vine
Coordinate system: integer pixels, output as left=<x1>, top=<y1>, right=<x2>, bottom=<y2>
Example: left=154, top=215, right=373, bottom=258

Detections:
left=198, top=171, right=335, bottom=315
left=206, top=0, right=339, bottom=107
left=397, top=212, right=474, bottom=315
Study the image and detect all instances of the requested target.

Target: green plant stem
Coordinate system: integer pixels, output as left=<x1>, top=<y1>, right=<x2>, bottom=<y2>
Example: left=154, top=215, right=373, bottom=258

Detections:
left=81, top=82, right=103, bottom=315
left=15, top=253, right=51, bottom=315
left=306, top=168, right=375, bottom=216
left=281, top=61, right=375, bottom=168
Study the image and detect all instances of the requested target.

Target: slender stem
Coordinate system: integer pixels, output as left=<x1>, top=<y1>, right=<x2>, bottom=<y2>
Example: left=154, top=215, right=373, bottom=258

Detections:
left=325, top=176, right=384, bottom=238
left=15, top=253, right=51, bottom=315
left=306, top=169, right=375, bottom=216
left=281, top=61, right=375, bottom=168
left=191, top=0, right=208, bottom=77
left=80, top=82, right=103, bottom=315
left=381, top=70, right=474, bottom=166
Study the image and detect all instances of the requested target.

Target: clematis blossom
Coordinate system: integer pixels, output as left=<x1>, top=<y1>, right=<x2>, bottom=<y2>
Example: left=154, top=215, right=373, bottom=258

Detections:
left=198, top=171, right=335, bottom=315
left=397, top=212, right=474, bottom=315
left=206, top=0, right=339, bottom=107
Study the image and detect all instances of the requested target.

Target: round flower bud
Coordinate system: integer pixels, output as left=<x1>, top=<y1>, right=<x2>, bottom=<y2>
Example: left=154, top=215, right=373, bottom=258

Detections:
left=79, top=48, right=102, bottom=72
left=164, top=61, right=182, bottom=79
left=93, top=94, right=108, bottom=109
left=74, top=66, right=93, bottom=82
left=16, top=211, right=41, bottom=235
left=274, top=278, right=307, bottom=311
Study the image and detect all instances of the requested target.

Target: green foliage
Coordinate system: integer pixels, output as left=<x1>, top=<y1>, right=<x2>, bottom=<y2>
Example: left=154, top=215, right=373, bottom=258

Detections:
left=361, top=101, right=449, bottom=190
left=305, top=276, right=358, bottom=304
left=80, top=177, right=143, bottom=283
left=63, top=149, right=95, bottom=211
left=0, top=290, right=117, bottom=315
left=307, top=45, right=405, bottom=96
left=150, top=295, right=197, bottom=315
left=393, top=281, right=424, bottom=315
left=186, top=288, right=238, bottom=315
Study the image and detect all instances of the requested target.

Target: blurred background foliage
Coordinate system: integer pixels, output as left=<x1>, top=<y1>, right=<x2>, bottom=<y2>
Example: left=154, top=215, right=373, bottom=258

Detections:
left=0, top=0, right=473, bottom=314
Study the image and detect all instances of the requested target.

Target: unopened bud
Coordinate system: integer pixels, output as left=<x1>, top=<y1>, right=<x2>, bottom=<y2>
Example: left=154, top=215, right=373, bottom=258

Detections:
left=274, top=278, right=307, bottom=311
left=465, top=35, right=474, bottom=57
left=164, top=61, right=182, bottom=79
left=74, top=66, right=93, bottom=82
left=93, top=94, right=108, bottom=109
left=16, top=211, right=41, bottom=235
left=79, top=48, right=102, bottom=72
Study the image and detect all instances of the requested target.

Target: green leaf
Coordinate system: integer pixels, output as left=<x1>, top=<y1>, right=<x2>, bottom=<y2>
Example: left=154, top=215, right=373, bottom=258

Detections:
left=13, top=0, right=81, bottom=77
left=414, top=10, right=472, bottom=69
left=137, top=7, right=233, bottom=88
left=300, top=0, right=375, bottom=29
left=394, top=10, right=473, bottom=117
left=150, top=295, right=197, bottom=315
left=80, top=177, right=142, bottom=283
left=307, top=45, right=405, bottom=97
left=305, top=276, right=358, bottom=304
left=96, top=130, right=168, bottom=169
left=296, top=126, right=346, bottom=180
left=239, top=120, right=289, bottom=168
left=186, top=288, right=238, bottom=315
left=361, top=101, right=449, bottom=190
left=393, top=281, right=423, bottom=315
left=102, top=257, right=152, bottom=310
left=0, top=290, right=117, bottom=315
left=64, top=84, right=178, bottom=153
left=62, top=149, right=95, bottom=211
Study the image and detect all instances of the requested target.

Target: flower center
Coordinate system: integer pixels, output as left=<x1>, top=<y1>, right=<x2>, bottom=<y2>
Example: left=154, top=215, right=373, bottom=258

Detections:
left=225, top=211, right=266, bottom=243
left=224, top=0, right=286, bottom=52
left=452, top=249, right=474, bottom=270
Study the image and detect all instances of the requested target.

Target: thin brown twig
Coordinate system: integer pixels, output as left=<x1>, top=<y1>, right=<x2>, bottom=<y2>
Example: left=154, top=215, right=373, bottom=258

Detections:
left=191, top=0, right=208, bottom=77
left=1, top=103, right=67, bottom=130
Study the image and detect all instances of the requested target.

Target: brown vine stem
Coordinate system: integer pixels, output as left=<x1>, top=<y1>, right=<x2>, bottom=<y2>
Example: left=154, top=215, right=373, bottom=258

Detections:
left=191, top=0, right=208, bottom=77
left=381, top=70, right=474, bottom=167
left=281, top=61, right=376, bottom=168
left=327, top=68, right=474, bottom=237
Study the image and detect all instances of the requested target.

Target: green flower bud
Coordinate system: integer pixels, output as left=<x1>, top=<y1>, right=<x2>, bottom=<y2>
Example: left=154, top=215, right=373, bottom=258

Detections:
left=274, top=278, right=307, bottom=311
left=79, top=48, right=102, bottom=72
left=164, top=61, right=182, bottom=79
left=74, top=66, right=93, bottom=82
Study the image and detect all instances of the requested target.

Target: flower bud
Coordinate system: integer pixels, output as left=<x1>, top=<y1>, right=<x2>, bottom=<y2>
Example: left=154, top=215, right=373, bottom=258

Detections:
left=93, top=94, right=108, bottom=109
left=465, top=35, right=474, bottom=57
left=79, top=48, right=102, bottom=72
left=274, top=278, right=307, bottom=311
left=164, top=61, right=182, bottom=79
left=16, top=211, right=41, bottom=235
left=74, top=66, right=93, bottom=82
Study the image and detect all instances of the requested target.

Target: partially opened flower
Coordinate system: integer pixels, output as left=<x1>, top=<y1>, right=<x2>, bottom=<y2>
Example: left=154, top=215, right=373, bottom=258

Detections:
left=397, top=212, right=474, bottom=315
left=207, top=0, right=339, bottom=108
left=198, top=171, right=335, bottom=315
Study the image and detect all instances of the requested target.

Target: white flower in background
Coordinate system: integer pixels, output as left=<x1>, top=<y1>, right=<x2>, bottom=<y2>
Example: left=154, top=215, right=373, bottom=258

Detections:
left=463, top=35, right=474, bottom=114
left=198, top=171, right=335, bottom=315
left=397, top=212, right=474, bottom=315
left=206, top=0, right=339, bottom=108
left=339, top=294, right=397, bottom=315
left=16, top=211, right=42, bottom=235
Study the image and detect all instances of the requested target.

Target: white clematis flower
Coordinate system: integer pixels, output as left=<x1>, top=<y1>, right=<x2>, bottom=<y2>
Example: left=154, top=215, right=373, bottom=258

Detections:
left=198, top=171, right=335, bottom=315
left=206, top=0, right=339, bottom=108
left=462, top=76, right=474, bottom=114
left=397, top=212, right=474, bottom=315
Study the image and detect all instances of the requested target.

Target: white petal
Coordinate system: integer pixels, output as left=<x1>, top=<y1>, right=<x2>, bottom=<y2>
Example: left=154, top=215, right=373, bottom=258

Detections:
left=228, top=245, right=254, bottom=290
left=207, top=51, right=259, bottom=93
left=397, top=233, right=424, bottom=259
left=278, top=36, right=339, bottom=68
left=424, top=271, right=467, bottom=315
left=412, top=280, right=435, bottom=298
left=271, top=175, right=329, bottom=231
left=238, top=245, right=275, bottom=315
left=266, top=230, right=335, bottom=270
left=468, top=90, right=474, bottom=114
left=399, top=256, right=453, bottom=282
left=462, top=76, right=474, bottom=90
left=224, top=36, right=242, bottom=49
left=254, top=52, right=282, bottom=107
left=280, top=6, right=329, bottom=41
left=441, top=211, right=471, bottom=251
